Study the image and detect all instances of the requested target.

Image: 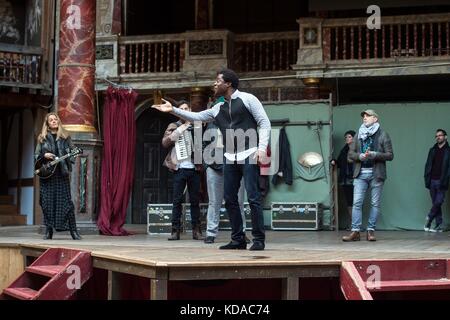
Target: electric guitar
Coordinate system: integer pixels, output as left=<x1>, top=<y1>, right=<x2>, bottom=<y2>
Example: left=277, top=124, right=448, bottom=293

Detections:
left=34, top=147, right=83, bottom=179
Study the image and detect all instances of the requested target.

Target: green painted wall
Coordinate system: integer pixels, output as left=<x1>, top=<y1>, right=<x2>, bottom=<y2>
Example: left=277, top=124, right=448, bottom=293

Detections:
left=264, top=102, right=333, bottom=229
left=333, top=102, right=450, bottom=230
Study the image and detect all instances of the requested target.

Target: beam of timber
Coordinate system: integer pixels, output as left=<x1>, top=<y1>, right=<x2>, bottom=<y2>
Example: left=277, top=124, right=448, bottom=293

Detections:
left=168, top=265, right=339, bottom=281
left=150, top=279, right=168, bottom=300
left=107, top=270, right=121, bottom=300
left=281, top=277, right=299, bottom=300
left=92, top=257, right=158, bottom=278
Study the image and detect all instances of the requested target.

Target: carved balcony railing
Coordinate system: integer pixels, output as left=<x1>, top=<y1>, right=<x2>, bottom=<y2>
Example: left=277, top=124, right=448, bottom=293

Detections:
left=233, top=32, right=299, bottom=72
left=119, top=34, right=185, bottom=75
left=324, top=13, right=450, bottom=62
left=294, top=13, right=450, bottom=78
left=0, top=45, right=43, bottom=88
left=96, top=30, right=300, bottom=89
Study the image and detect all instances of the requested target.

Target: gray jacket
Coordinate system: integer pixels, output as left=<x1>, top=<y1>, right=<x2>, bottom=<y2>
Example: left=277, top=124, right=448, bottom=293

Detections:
left=348, top=127, right=394, bottom=181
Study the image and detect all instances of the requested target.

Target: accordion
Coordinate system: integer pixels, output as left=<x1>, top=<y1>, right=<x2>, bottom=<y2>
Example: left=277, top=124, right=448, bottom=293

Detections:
left=175, top=129, right=193, bottom=161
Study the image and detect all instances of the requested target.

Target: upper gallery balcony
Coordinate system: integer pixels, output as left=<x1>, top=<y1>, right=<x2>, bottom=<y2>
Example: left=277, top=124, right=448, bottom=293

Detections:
left=293, top=13, right=450, bottom=78
left=0, top=44, right=44, bottom=91
left=95, top=13, right=450, bottom=90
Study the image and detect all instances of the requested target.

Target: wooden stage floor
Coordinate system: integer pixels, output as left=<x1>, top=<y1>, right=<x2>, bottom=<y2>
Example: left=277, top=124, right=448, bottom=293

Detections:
left=1, top=226, right=449, bottom=265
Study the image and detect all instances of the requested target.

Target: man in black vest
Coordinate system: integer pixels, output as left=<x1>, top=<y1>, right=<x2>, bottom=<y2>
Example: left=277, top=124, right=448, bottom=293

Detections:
left=424, top=129, right=450, bottom=232
left=152, top=69, right=271, bottom=250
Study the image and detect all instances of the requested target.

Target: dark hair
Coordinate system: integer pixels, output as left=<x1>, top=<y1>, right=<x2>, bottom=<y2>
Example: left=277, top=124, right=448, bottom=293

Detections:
left=218, top=68, right=239, bottom=89
left=176, top=100, right=189, bottom=108
left=436, top=129, right=447, bottom=136
left=344, top=130, right=356, bottom=137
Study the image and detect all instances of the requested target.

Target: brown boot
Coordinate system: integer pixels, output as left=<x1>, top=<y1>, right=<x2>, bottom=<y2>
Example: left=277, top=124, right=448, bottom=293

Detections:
left=367, top=230, right=376, bottom=241
left=192, top=225, right=204, bottom=240
left=168, top=228, right=180, bottom=241
left=342, top=231, right=360, bottom=242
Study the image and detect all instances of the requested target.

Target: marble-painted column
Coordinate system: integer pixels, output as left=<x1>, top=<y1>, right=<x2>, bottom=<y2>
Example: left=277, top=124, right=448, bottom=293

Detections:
left=56, top=0, right=101, bottom=234
left=58, top=0, right=96, bottom=133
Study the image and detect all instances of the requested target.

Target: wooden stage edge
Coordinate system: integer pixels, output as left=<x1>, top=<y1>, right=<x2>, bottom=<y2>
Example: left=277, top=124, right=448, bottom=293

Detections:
left=1, top=228, right=450, bottom=299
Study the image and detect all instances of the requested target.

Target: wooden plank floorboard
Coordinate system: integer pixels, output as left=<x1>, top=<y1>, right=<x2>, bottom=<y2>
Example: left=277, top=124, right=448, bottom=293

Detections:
left=1, top=227, right=449, bottom=267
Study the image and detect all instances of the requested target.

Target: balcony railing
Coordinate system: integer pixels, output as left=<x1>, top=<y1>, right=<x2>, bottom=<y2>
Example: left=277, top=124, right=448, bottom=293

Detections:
left=233, top=32, right=299, bottom=72
left=323, top=13, right=450, bottom=62
left=119, top=34, right=185, bottom=75
left=0, top=46, right=42, bottom=87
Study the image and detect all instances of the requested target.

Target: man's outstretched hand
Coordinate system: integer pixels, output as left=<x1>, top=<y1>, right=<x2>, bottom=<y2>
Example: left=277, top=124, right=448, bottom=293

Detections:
left=151, top=99, right=173, bottom=113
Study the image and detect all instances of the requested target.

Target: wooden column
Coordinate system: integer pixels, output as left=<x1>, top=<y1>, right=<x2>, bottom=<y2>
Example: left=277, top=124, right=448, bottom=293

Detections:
left=302, top=78, right=321, bottom=100
left=195, top=0, right=212, bottom=30
left=107, top=270, right=121, bottom=300
left=281, top=277, right=299, bottom=300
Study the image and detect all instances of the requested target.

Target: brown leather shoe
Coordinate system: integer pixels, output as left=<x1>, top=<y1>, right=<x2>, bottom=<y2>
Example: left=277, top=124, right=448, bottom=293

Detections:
left=192, top=225, right=204, bottom=240
left=168, top=228, right=180, bottom=241
left=367, top=230, right=376, bottom=241
left=342, top=231, right=360, bottom=242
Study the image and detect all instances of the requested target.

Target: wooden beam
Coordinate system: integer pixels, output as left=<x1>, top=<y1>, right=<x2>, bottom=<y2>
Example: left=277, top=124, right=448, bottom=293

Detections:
left=168, top=265, right=339, bottom=281
left=92, top=257, right=157, bottom=278
left=281, top=277, right=299, bottom=300
left=17, top=111, right=23, bottom=215
left=0, top=92, right=51, bottom=109
left=150, top=279, right=168, bottom=300
left=107, top=270, right=121, bottom=300
left=8, top=178, right=34, bottom=187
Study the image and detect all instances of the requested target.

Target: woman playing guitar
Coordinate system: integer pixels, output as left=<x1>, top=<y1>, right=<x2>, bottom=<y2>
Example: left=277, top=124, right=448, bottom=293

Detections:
left=34, top=112, right=82, bottom=240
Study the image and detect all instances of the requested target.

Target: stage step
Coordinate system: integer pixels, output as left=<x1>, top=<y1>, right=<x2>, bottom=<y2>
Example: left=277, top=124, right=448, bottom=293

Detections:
left=368, top=279, right=450, bottom=292
left=340, top=259, right=450, bottom=300
left=26, top=265, right=66, bottom=278
left=3, top=287, right=38, bottom=300
left=0, top=204, right=18, bottom=215
left=0, top=195, right=14, bottom=205
left=0, top=248, right=93, bottom=300
left=0, top=214, right=27, bottom=226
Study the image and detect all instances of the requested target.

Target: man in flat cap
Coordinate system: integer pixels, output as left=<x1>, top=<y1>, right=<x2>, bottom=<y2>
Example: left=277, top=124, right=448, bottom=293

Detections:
left=343, top=109, right=394, bottom=242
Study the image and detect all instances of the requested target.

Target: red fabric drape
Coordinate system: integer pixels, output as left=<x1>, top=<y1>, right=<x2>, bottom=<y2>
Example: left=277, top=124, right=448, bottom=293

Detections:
left=97, top=86, right=138, bottom=235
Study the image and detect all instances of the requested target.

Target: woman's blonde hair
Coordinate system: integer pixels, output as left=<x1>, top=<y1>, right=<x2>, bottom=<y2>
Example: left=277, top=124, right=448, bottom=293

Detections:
left=37, top=112, right=70, bottom=143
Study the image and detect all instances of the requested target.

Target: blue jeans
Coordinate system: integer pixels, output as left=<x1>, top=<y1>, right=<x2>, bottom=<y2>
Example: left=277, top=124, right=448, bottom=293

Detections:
left=224, top=160, right=265, bottom=243
left=427, top=179, right=445, bottom=227
left=351, top=169, right=384, bottom=232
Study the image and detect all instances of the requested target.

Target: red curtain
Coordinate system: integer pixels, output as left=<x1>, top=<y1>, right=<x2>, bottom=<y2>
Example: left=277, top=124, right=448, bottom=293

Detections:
left=97, top=86, right=138, bottom=235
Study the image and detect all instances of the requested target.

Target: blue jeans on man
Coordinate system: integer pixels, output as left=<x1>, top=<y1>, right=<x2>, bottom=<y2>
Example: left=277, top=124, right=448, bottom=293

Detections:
left=351, top=168, right=384, bottom=232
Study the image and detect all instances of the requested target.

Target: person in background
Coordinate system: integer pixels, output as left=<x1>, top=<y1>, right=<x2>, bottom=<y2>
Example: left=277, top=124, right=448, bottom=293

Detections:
left=424, top=129, right=450, bottom=232
left=162, top=101, right=204, bottom=241
left=343, top=110, right=393, bottom=242
left=203, top=97, right=248, bottom=244
left=331, top=130, right=356, bottom=230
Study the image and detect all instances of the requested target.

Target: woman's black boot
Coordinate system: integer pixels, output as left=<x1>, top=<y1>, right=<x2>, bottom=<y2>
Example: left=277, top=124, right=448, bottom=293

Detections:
left=43, top=227, right=53, bottom=240
left=70, top=229, right=82, bottom=240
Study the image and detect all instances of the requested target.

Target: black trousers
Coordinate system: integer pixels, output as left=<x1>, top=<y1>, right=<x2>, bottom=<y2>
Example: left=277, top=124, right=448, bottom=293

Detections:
left=171, top=168, right=201, bottom=230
